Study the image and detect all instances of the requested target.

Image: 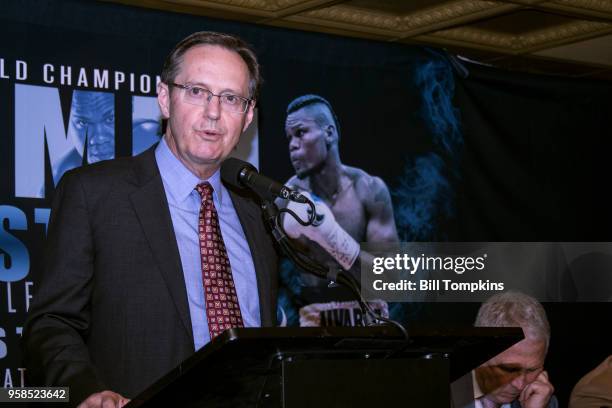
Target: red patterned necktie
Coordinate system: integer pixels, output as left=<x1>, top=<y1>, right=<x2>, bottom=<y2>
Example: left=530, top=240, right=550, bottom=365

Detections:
left=196, top=182, right=244, bottom=339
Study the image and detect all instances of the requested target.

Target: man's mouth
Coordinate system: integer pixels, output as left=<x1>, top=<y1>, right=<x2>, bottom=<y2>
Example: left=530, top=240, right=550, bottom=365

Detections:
left=195, top=129, right=223, bottom=138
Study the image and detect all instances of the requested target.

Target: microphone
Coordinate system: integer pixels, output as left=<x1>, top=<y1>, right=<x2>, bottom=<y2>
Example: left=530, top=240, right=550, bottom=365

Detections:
left=221, top=157, right=306, bottom=203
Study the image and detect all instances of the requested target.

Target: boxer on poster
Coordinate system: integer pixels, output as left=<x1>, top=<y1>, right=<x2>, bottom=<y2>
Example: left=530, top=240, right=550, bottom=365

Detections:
left=278, top=94, right=399, bottom=326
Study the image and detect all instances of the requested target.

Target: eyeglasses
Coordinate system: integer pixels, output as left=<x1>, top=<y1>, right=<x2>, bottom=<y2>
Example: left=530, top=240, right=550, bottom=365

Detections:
left=170, top=82, right=252, bottom=113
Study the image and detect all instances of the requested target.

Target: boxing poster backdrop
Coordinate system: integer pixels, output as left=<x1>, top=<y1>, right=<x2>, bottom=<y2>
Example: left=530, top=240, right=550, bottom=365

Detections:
left=1, top=0, right=610, bottom=402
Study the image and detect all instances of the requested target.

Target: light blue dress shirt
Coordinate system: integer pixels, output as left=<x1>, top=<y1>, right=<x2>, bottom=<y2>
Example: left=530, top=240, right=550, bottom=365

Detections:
left=155, top=138, right=260, bottom=350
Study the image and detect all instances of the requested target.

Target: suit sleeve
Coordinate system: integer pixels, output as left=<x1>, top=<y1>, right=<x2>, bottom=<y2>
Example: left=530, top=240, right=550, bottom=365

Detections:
left=22, top=170, right=106, bottom=405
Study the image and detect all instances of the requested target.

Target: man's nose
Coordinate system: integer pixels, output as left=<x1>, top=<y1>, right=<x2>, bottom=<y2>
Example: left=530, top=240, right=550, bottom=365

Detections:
left=203, top=95, right=221, bottom=120
left=510, top=372, right=529, bottom=390
left=289, top=136, right=299, bottom=151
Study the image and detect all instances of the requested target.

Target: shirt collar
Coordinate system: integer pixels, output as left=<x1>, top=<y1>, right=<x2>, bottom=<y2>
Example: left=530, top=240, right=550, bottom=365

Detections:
left=473, top=370, right=485, bottom=399
left=155, top=136, right=224, bottom=206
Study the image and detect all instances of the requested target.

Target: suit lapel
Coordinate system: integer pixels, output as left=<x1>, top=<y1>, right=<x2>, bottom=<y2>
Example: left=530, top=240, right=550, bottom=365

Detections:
left=128, top=148, right=194, bottom=343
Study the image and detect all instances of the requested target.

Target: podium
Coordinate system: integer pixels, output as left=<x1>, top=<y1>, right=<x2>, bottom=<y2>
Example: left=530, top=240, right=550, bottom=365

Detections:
left=126, top=326, right=522, bottom=408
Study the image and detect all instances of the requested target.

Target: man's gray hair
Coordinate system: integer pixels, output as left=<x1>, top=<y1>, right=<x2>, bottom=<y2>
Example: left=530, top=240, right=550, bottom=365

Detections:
left=475, top=291, right=550, bottom=348
left=161, top=31, right=262, bottom=100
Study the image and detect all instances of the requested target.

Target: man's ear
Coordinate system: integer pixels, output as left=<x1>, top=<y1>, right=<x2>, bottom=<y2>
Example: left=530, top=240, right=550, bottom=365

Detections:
left=242, top=103, right=255, bottom=133
left=325, top=124, right=336, bottom=146
left=157, top=82, right=171, bottom=119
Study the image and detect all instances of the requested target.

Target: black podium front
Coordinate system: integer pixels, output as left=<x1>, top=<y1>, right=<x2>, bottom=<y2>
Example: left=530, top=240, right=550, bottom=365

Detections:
left=126, top=326, right=522, bottom=408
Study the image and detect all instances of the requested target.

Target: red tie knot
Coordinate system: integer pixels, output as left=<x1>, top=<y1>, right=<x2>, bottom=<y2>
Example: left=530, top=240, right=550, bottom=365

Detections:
left=196, top=182, right=214, bottom=202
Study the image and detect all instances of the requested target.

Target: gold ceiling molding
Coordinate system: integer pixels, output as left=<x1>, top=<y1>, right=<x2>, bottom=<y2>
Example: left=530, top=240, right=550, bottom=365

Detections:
left=172, top=0, right=345, bottom=14
left=428, top=27, right=517, bottom=50
left=299, top=5, right=401, bottom=32
left=274, top=0, right=311, bottom=8
left=552, top=0, right=612, bottom=13
left=520, top=20, right=612, bottom=49
left=183, top=0, right=284, bottom=12
left=155, top=0, right=275, bottom=16
left=427, top=19, right=612, bottom=53
left=398, top=0, right=517, bottom=32
left=298, top=1, right=519, bottom=34
left=503, top=0, right=547, bottom=4
left=538, top=0, right=612, bottom=20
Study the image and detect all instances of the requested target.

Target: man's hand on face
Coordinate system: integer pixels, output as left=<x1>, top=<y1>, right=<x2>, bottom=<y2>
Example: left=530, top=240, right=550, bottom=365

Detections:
left=77, top=390, right=130, bottom=408
left=518, top=371, right=554, bottom=408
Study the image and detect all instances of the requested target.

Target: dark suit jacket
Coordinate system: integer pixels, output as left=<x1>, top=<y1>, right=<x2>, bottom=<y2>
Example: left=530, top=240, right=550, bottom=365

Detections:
left=23, top=147, right=278, bottom=406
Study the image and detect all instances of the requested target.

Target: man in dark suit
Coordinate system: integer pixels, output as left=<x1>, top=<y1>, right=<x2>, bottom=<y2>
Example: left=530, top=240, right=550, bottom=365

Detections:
left=23, top=31, right=278, bottom=408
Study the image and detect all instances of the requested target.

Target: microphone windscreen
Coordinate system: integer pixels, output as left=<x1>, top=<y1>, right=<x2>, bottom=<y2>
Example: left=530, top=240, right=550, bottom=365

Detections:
left=220, top=157, right=256, bottom=189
